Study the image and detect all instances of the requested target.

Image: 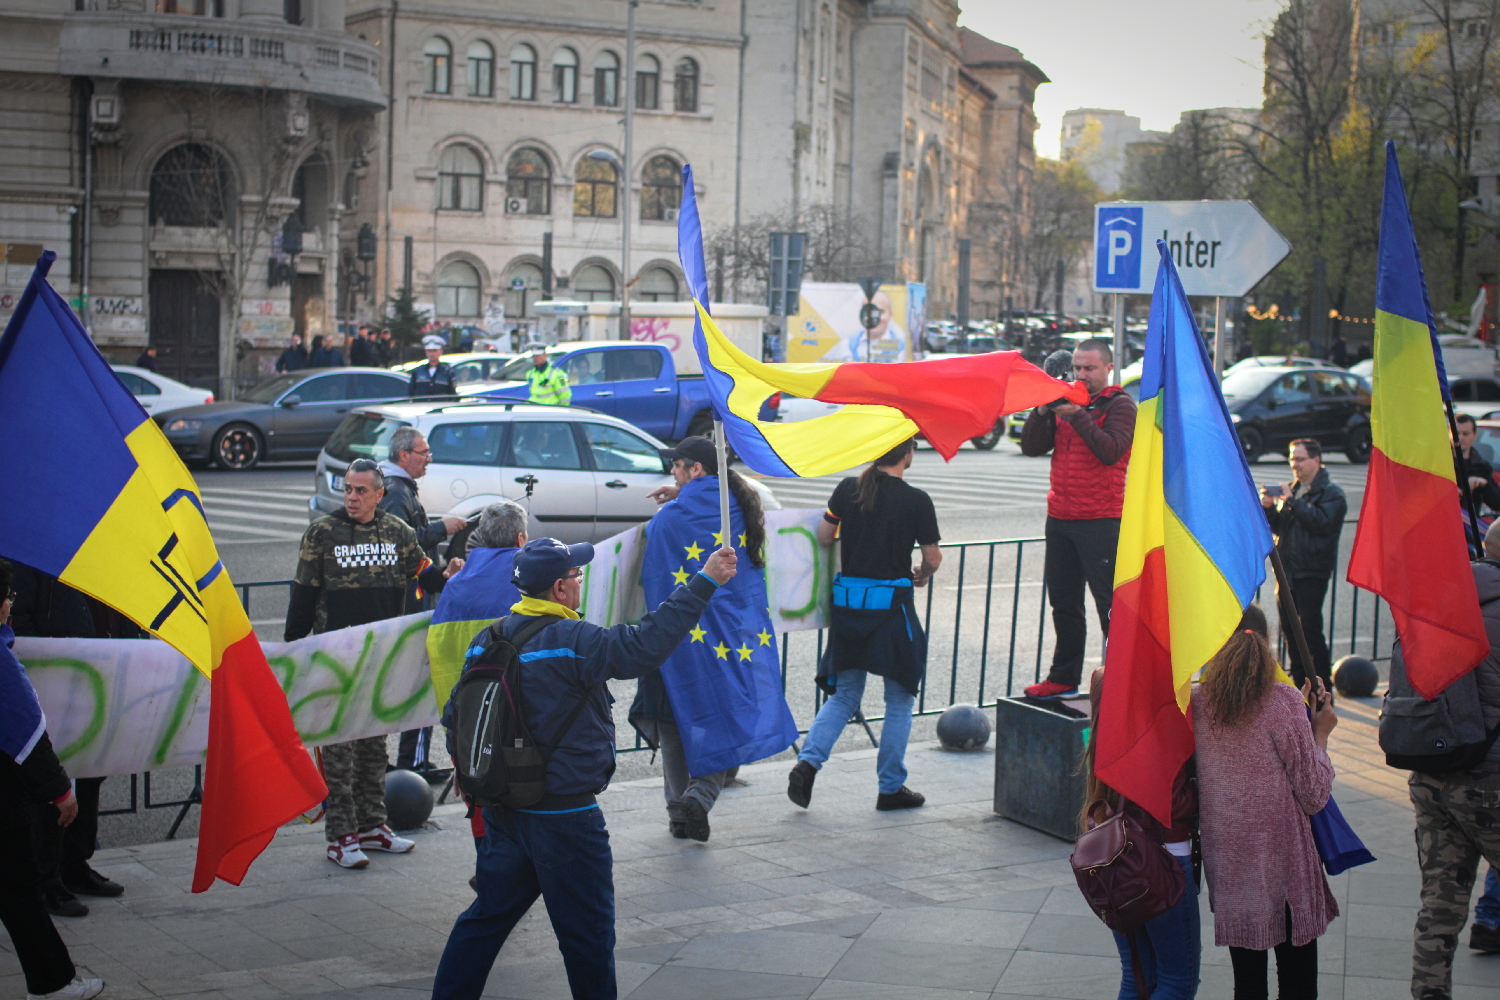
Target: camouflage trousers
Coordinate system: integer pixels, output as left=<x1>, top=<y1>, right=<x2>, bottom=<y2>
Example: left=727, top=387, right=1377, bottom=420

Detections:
left=322, top=736, right=388, bottom=842
left=1409, top=770, right=1500, bottom=1000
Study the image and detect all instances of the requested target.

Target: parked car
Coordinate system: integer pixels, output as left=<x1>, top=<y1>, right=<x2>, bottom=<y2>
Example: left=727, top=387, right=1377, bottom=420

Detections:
left=391, top=352, right=518, bottom=386
left=311, top=400, right=780, bottom=545
left=477, top=341, right=723, bottom=443
left=1223, top=355, right=1343, bottom=376
left=1223, top=366, right=1371, bottom=463
left=1448, top=376, right=1500, bottom=419
left=154, top=367, right=412, bottom=470
left=110, top=365, right=214, bottom=412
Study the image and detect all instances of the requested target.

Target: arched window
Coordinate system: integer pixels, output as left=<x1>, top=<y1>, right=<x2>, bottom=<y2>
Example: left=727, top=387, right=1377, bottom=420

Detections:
left=553, top=47, right=578, bottom=104
left=510, top=43, right=536, bottom=101
left=149, top=143, right=234, bottom=227
left=424, top=37, right=451, bottom=94
left=437, top=260, right=482, bottom=318
left=593, top=51, right=619, bottom=107
left=637, top=267, right=679, bottom=302
left=573, top=265, right=615, bottom=302
left=505, top=262, right=543, bottom=319
left=506, top=148, right=550, bottom=215
left=673, top=57, right=699, bottom=113
left=437, top=145, right=483, bottom=211
left=639, top=155, right=681, bottom=221
left=635, top=53, right=660, bottom=110
left=573, top=156, right=617, bottom=218
left=466, top=40, right=494, bottom=97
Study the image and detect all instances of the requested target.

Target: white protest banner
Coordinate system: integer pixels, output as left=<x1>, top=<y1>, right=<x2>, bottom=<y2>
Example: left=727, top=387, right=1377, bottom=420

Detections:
left=18, top=511, right=835, bottom=778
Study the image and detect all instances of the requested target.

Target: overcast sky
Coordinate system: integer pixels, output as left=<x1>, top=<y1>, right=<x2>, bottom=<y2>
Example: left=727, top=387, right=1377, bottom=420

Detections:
left=958, top=1, right=1285, bottom=159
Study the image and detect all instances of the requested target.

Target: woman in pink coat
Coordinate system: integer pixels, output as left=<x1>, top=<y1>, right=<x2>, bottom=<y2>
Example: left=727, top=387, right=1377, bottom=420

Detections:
left=1192, top=604, right=1339, bottom=1000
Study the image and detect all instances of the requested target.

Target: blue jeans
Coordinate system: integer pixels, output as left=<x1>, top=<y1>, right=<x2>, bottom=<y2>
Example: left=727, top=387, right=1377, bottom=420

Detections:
left=1111, top=854, right=1200, bottom=999
left=433, top=806, right=616, bottom=1000
left=1476, top=866, right=1500, bottom=930
left=798, top=669, right=914, bottom=794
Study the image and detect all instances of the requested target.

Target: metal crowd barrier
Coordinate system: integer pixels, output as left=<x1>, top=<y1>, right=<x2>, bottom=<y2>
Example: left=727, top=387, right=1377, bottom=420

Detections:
left=101, top=521, right=1393, bottom=818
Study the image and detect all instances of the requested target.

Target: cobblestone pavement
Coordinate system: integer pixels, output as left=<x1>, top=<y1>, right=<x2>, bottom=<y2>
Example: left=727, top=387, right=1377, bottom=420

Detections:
left=5, top=695, right=1497, bottom=1000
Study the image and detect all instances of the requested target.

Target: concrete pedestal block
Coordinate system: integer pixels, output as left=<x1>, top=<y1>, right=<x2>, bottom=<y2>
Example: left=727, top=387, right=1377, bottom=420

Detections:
left=993, top=696, right=1089, bottom=842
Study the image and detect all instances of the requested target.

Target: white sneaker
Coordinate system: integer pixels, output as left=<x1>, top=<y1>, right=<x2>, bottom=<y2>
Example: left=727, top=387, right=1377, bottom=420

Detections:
left=359, top=824, right=415, bottom=853
left=326, top=834, right=369, bottom=869
left=29, top=977, right=104, bottom=1000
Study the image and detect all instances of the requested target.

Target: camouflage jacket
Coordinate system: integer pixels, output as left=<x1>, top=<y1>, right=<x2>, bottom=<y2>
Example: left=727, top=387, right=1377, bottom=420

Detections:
left=284, top=509, right=428, bottom=638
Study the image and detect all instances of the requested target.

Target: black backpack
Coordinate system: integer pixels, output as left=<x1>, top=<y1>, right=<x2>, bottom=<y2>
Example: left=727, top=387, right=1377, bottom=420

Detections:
left=448, top=615, right=598, bottom=809
left=1380, top=630, right=1500, bottom=774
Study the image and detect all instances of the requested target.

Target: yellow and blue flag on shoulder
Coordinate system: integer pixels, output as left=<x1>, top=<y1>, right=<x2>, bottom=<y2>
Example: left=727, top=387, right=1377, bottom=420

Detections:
left=426, top=545, right=521, bottom=713
left=676, top=165, right=1087, bottom=477
left=0, top=253, right=324, bottom=892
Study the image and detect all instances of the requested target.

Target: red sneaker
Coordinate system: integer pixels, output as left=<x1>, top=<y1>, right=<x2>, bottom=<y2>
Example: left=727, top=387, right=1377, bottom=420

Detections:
left=1024, top=680, right=1079, bottom=699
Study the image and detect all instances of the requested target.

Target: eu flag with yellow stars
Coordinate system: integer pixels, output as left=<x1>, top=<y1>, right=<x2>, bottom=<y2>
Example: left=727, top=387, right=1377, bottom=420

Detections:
left=638, top=475, right=797, bottom=775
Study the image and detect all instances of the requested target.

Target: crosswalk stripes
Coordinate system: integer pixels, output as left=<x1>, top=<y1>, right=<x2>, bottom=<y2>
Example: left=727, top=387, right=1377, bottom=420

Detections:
left=199, top=486, right=310, bottom=543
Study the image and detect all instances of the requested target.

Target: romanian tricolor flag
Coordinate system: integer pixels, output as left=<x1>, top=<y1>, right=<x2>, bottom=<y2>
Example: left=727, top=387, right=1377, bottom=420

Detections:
left=1346, top=143, right=1489, bottom=699
left=675, top=166, right=1087, bottom=477
left=0, top=254, right=326, bottom=892
left=1095, top=241, right=1273, bottom=825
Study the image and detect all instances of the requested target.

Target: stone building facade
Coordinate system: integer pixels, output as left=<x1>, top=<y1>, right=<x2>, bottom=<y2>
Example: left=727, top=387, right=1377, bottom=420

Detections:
left=0, top=0, right=383, bottom=390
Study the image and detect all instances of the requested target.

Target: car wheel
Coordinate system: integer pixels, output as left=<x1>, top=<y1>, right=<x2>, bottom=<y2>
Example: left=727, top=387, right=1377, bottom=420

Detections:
left=1345, top=424, right=1372, bottom=464
left=213, top=423, right=263, bottom=470
left=1238, top=427, right=1263, bottom=465
left=970, top=421, right=1004, bottom=450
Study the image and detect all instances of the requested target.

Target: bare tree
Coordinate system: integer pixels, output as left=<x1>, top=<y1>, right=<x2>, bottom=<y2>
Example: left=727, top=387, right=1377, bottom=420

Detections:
left=1024, top=157, right=1102, bottom=310
left=705, top=203, right=873, bottom=304
left=1123, top=110, right=1253, bottom=201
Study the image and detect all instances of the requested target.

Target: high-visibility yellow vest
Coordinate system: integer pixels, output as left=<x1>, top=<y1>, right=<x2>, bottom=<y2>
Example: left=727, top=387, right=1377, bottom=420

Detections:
left=526, top=364, right=572, bottom=405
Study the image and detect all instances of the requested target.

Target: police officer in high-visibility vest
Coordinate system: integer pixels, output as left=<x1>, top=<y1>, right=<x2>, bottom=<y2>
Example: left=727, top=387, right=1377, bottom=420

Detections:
left=524, top=344, right=571, bottom=406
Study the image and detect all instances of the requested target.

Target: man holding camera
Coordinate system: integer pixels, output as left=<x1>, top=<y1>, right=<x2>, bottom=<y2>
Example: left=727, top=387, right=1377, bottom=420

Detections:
left=1020, top=339, right=1136, bottom=700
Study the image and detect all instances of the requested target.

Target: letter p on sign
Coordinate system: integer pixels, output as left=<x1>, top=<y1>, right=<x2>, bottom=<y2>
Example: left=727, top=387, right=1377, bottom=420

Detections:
left=1094, top=205, right=1143, bottom=291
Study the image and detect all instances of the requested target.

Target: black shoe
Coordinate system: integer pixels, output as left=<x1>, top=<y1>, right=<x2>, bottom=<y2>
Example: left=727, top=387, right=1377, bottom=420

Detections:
left=42, top=885, right=89, bottom=918
left=681, top=800, right=711, bottom=842
left=63, top=866, right=124, bottom=898
left=787, top=761, right=816, bottom=809
left=669, top=820, right=689, bottom=839
left=875, top=786, right=926, bottom=811
left=1471, top=922, right=1500, bottom=953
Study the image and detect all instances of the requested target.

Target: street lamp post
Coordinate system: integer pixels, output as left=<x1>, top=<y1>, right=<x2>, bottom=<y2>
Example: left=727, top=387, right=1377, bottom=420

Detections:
left=620, top=0, right=638, bottom=342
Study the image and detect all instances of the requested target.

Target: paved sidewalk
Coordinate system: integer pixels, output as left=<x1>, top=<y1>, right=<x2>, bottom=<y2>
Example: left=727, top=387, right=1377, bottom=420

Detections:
left=4, top=698, right=1498, bottom=1000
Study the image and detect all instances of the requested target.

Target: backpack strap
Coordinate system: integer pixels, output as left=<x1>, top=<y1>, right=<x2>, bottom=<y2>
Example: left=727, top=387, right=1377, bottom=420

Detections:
left=499, top=614, right=602, bottom=760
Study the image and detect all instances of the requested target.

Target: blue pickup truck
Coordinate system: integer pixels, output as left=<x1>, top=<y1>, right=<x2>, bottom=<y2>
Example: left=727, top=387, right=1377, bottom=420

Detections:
left=479, top=341, right=765, bottom=443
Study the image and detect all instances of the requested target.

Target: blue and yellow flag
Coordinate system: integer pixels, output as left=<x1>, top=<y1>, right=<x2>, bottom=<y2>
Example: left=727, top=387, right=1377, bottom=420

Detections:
left=1095, top=240, right=1273, bottom=825
left=640, top=476, right=797, bottom=775
left=426, top=545, right=520, bottom=712
left=0, top=254, right=324, bottom=891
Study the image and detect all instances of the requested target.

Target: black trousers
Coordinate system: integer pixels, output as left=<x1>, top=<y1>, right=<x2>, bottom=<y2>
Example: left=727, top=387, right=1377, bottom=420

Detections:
left=398, top=728, right=433, bottom=770
left=1227, top=906, right=1319, bottom=1000
left=1, top=805, right=76, bottom=994
left=1043, top=517, right=1120, bottom=688
left=33, top=776, right=103, bottom=888
left=1279, top=575, right=1332, bottom=688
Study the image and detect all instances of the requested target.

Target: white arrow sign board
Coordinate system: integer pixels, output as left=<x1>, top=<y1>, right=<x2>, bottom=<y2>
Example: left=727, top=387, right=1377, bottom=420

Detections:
left=1092, top=201, right=1291, bottom=297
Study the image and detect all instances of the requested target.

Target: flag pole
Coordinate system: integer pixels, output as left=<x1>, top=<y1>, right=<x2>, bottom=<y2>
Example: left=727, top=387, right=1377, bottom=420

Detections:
left=1269, top=548, right=1319, bottom=690
left=714, top=418, right=731, bottom=550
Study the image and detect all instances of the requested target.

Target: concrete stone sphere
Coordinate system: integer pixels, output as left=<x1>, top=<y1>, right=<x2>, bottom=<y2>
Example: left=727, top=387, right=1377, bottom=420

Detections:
left=384, top=768, right=435, bottom=830
left=936, top=703, right=992, bottom=750
left=1333, top=656, right=1380, bottom=698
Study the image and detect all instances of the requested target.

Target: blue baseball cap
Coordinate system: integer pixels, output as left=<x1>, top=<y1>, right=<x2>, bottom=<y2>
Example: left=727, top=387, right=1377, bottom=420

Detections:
left=513, top=537, right=594, bottom=592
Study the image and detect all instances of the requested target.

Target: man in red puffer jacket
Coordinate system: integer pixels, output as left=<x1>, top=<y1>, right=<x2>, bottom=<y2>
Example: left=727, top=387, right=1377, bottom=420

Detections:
left=1019, top=339, right=1136, bottom=698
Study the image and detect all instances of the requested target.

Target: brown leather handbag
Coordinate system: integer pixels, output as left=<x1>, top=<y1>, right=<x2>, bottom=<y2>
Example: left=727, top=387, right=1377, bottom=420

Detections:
left=1070, top=799, right=1187, bottom=996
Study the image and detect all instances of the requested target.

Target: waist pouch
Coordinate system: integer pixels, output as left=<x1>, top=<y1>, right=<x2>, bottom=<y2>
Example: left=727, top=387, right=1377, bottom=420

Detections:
left=832, top=574, right=913, bottom=610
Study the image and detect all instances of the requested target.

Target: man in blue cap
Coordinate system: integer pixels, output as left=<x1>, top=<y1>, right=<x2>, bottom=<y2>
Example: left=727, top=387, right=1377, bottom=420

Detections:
left=433, top=535, right=737, bottom=1000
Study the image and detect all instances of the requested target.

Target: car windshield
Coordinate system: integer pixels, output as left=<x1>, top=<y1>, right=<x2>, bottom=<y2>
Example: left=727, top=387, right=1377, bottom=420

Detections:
left=240, top=373, right=304, bottom=403
left=496, top=351, right=566, bottom=381
left=1220, top=368, right=1285, bottom=399
left=324, top=413, right=411, bottom=463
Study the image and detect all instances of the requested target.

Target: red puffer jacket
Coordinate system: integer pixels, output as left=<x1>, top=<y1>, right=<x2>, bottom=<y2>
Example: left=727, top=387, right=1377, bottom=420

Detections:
left=1021, top=385, right=1136, bottom=520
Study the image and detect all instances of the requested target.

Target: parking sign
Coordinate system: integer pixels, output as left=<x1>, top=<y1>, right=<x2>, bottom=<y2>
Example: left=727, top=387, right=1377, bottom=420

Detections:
left=1095, top=206, right=1143, bottom=290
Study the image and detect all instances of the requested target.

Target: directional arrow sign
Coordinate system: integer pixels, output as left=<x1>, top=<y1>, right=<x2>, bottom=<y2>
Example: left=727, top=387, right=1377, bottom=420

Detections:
left=1092, top=201, right=1291, bottom=297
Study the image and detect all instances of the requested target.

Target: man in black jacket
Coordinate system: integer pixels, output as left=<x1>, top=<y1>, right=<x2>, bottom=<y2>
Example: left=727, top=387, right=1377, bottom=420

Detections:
left=0, top=560, right=103, bottom=1000
left=377, top=426, right=465, bottom=770
left=286, top=459, right=446, bottom=868
left=433, top=538, right=736, bottom=1000
left=409, top=336, right=458, bottom=396
left=1261, top=437, right=1347, bottom=687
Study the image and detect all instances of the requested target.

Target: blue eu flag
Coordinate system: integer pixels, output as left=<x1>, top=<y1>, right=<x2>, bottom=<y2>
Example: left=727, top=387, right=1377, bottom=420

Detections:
left=641, top=476, right=798, bottom=775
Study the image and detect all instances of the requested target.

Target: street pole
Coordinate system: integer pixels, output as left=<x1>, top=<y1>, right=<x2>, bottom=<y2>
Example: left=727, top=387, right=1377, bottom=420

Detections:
left=1212, top=296, right=1225, bottom=375
left=619, top=0, right=638, bottom=342
left=1111, top=293, right=1125, bottom=384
